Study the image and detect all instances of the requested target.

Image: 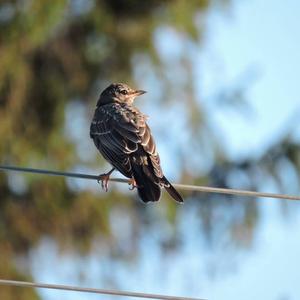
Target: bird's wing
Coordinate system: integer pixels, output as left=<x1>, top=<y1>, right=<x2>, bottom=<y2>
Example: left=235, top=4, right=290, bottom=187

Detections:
left=139, top=123, right=163, bottom=178
left=90, top=103, right=163, bottom=179
left=90, top=104, right=141, bottom=177
left=125, top=106, right=164, bottom=179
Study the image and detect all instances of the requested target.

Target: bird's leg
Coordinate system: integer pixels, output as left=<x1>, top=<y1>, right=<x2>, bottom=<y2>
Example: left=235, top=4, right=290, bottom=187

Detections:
left=97, top=168, right=115, bottom=192
left=128, top=178, right=138, bottom=190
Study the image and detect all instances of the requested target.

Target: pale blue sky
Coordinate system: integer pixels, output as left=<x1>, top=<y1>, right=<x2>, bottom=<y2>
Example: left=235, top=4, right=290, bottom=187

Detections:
left=204, top=0, right=300, bottom=159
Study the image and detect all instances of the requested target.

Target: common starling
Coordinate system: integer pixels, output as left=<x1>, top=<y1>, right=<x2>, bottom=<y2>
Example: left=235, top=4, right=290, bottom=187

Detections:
left=90, top=83, right=183, bottom=203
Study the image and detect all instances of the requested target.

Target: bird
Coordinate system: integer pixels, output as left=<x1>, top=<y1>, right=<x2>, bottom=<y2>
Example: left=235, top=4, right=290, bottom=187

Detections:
left=90, top=83, right=183, bottom=203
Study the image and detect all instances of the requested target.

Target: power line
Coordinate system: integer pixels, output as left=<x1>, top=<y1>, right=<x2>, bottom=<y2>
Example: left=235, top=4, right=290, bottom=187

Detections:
left=0, top=279, right=204, bottom=300
left=0, top=165, right=299, bottom=201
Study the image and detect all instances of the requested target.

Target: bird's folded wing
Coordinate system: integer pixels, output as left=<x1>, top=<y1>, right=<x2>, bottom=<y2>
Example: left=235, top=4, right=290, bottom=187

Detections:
left=90, top=104, right=163, bottom=178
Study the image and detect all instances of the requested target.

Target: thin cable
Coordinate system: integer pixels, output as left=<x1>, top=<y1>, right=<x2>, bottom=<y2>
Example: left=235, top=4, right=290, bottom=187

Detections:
left=0, top=279, right=204, bottom=300
left=0, top=165, right=300, bottom=201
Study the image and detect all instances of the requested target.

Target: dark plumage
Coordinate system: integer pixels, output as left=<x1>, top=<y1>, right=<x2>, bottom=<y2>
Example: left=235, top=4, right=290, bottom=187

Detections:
left=90, top=83, right=183, bottom=203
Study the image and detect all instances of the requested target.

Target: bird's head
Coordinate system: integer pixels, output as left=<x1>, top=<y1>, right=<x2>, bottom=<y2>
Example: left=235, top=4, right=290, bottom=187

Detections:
left=98, top=83, right=146, bottom=106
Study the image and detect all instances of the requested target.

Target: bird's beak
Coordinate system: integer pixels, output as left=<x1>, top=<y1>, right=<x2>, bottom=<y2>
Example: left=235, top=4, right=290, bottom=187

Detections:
left=132, top=90, right=147, bottom=97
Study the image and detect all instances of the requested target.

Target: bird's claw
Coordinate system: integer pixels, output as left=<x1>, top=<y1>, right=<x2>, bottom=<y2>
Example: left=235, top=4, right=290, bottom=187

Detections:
left=97, top=174, right=110, bottom=192
left=97, top=168, right=115, bottom=192
left=128, top=178, right=138, bottom=190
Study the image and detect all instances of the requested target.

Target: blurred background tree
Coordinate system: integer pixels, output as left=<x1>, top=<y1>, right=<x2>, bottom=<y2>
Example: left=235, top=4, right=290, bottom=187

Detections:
left=0, top=0, right=299, bottom=299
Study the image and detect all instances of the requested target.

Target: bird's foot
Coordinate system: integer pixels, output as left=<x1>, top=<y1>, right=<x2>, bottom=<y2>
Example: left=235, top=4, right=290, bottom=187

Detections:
left=97, top=168, right=115, bottom=192
left=97, top=174, right=110, bottom=192
left=128, top=178, right=138, bottom=190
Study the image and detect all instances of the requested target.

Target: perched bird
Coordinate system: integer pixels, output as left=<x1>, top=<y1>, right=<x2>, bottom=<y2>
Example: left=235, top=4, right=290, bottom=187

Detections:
left=90, top=83, right=183, bottom=203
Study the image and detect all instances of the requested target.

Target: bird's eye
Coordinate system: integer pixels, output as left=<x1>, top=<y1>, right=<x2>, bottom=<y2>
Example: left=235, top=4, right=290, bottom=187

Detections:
left=120, top=90, right=128, bottom=95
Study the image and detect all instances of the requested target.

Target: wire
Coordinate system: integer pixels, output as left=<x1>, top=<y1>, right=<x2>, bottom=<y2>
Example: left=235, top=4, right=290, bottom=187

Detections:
left=0, top=165, right=300, bottom=201
left=0, top=279, right=205, bottom=300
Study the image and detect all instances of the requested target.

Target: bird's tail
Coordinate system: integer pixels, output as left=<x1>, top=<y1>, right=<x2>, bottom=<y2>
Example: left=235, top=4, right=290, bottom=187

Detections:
left=132, top=164, right=161, bottom=203
left=161, top=176, right=184, bottom=203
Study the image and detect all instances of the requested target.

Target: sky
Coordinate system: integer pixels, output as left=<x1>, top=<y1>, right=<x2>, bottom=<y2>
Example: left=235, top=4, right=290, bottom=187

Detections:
left=200, top=1, right=300, bottom=297
left=204, top=0, right=300, bottom=159
left=28, top=0, right=300, bottom=299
